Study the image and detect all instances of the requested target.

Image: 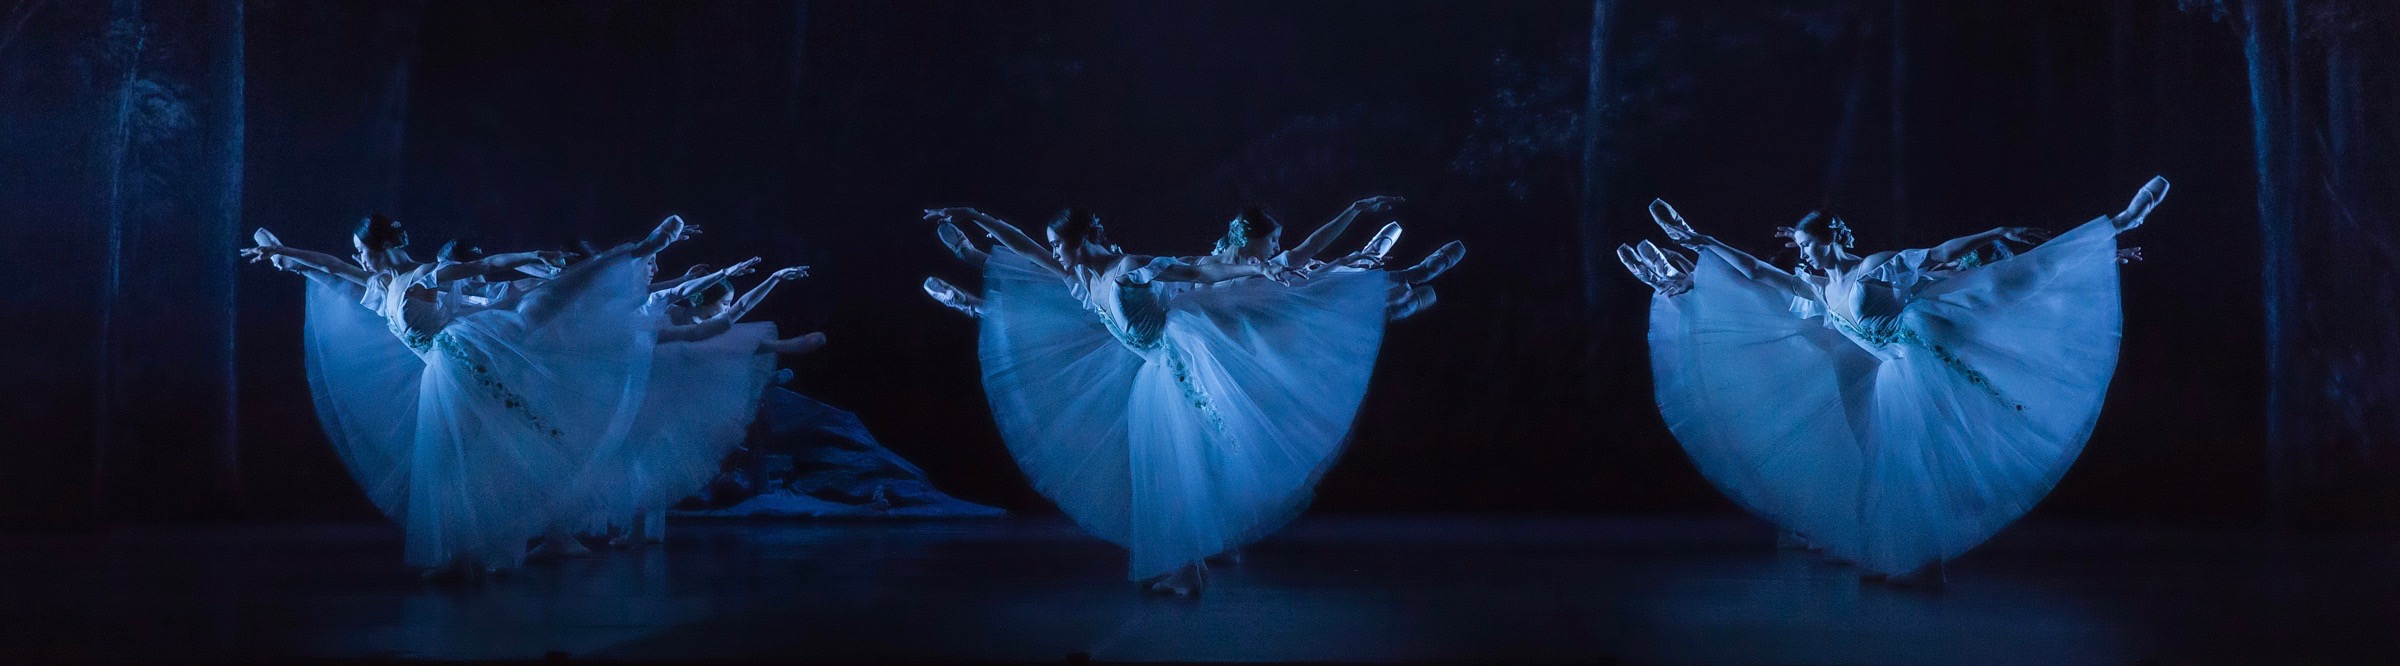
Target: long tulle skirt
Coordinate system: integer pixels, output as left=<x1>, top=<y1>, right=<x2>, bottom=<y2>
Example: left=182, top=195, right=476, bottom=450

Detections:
left=304, top=248, right=657, bottom=569
left=586, top=322, right=779, bottom=530
left=979, top=252, right=1390, bottom=579
left=1649, top=215, right=2124, bottom=576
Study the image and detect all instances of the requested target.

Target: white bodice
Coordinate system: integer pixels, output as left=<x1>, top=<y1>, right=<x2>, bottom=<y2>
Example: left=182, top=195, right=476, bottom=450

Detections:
left=365, top=265, right=480, bottom=352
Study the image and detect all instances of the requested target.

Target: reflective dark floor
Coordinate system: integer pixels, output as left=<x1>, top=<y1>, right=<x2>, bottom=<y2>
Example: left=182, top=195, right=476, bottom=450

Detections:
left=2, top=514, right=2395, bottom=663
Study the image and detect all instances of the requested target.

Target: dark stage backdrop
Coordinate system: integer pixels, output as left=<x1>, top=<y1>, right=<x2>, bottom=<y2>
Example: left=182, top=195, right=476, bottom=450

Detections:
left=5, top=0, right=2394, bottom=528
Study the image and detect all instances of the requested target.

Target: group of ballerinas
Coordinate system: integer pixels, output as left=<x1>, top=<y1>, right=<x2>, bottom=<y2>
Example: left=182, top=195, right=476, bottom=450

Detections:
left=922, top=174, right=2165, bottom=595
left=242, top=214, right=824, bottom=580
left=1618, top=175, right=2171, bottom=587
left=246, top=174, right=2167, bottom=595
left=916, top=197, right=1466, bottom=595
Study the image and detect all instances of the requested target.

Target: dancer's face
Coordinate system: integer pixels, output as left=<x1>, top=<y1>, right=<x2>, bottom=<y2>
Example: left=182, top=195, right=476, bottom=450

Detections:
left=1795, top=230, right=1842, bottom=271
left=1047, top=228, right=1085, bottom=267
left=352, top=235, right=392, bottom=272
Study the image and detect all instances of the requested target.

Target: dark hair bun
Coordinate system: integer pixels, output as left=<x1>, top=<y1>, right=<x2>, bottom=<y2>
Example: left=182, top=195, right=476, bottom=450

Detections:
left=1048, top=207, right=1101, bottom=241
left=354, top=212, right=409, bottom=251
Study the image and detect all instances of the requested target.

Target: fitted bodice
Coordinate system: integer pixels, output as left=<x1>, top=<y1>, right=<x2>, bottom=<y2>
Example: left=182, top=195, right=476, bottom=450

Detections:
left=366, top=266, right=477, bottom=352
left=1797, top=250, right=1933, bottom=354
left=1072, top=260, right=1172, bottom=353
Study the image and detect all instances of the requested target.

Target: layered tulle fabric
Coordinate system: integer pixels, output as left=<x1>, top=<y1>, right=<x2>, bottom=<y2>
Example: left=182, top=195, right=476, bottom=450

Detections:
left=303, top=275, right=424, bottom=515
left=587, top=320, right=779, bottom=529
left=980, top=251, right=1389, bottom=579
left=1649, top=215, right=2124, bottom=576
left=303, top=248, right=658, bottom=569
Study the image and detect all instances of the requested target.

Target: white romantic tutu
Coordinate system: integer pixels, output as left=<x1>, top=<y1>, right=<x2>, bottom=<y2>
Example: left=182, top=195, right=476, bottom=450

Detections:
left=1648, top=215, right=2125, bottom=575
left=979, top=251, right=1391, bottom=579
left=583, top=320, right=778, bottom=531
left=303, top=248, right=658, bottom=569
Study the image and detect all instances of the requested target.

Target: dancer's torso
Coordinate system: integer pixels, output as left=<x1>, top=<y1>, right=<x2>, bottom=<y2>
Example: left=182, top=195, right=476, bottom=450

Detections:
left=1073, top=261, right=1171, bottom=355
left=366, top=266, right=479, bottom=353
left=1804, top=259, right=1923, bottom=357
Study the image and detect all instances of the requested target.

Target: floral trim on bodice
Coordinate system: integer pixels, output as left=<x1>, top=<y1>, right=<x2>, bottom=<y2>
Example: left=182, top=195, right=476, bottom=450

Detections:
left=1831, top=315, right=2029, bottom=413
left=1084, top=278, right=1233, bottom=437
left=431, top=331, right=570, bottom=444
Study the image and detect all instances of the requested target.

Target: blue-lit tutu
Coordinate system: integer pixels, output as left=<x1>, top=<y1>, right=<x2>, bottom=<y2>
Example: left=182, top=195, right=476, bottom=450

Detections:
left=1647, top=215, right=2125, bottom=575
left=978, top=251, right=1390, bottom=579
left=303, top=248, right=657, bottom=569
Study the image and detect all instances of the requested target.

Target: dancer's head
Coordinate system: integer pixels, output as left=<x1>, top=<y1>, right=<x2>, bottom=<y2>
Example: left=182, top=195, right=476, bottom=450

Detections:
left=684, top=280, right=736, bottom=320
left=437, top=239, right=485, bottom=264
left=1213, top=205, right=1283, bottom=262
left=351, top=213, right=409, bottom=272
left=1046, top=208, right=1106, bottom=266
left=1784, top=210, right=1854, bottom=271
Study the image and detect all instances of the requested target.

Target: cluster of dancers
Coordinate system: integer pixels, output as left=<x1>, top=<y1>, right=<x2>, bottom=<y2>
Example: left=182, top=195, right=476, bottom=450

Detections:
left=247, top=175, right=2166, bottom=593
left=244, top=214, right=822, bottom=579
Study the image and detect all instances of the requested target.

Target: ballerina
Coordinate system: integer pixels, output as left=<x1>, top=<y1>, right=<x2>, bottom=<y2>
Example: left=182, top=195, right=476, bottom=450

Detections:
left=1619, top=176, right=2170, bottom=587
left=244, top=213, right=693, bottom=580
left=926, top=204, right=1462, bottom=595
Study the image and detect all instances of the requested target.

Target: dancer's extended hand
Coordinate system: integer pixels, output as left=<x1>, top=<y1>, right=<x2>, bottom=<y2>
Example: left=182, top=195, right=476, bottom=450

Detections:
left=1348, top=195, right=1404, bottom=216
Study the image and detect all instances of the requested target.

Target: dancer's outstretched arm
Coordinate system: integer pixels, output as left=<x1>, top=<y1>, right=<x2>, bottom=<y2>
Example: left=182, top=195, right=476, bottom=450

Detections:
left=721, top=266, right=808, bottom=322
left=660, top=257, right=761, bottom=303
left=1908, top=227, right=2051, bottom=271
left=1277, top=195, right=1402, bottom=267
left=241, top=241, right=372, bottom=285
left=1647, top=199, right=1805, bottom=295
left=1140, top=257, right=1299, bottom=286
left=926, top=208, right=1065, bottom=277
left=433, top=250, right=575, bottom=283
left=656, top=317, right=732, bottom=343
left=649, top=263, right=715, bottom=292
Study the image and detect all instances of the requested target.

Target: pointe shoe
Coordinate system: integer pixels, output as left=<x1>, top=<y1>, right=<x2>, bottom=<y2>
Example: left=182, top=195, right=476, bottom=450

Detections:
left=1398, top=240, right=1466, bottom=285
left=923, top=277, right=979, bottom=317
left=2115, top=176, right=2170, bottom=231
left=635, top=215, right=688, bottom=256
left=526, top=533, right=592, bottom=562
left=1388, top=286, right=1438, bottom=321
left=937, top=223, right=977, bottom=261
left=787, top=332, right=828, bottom=355
left=1361, top=222, right=1403, bottom=263
left=1145, top=562, right=1208, bottom=597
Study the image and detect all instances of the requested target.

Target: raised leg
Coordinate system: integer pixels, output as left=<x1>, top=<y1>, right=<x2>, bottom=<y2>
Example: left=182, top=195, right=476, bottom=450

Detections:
left=2113, top=176, right=2170, bottom=232
left=923, top=277, right=984, bottom=318
left=1393, top=241, right=1466, bottom=285
left=760, top=332, right=828, bottom=356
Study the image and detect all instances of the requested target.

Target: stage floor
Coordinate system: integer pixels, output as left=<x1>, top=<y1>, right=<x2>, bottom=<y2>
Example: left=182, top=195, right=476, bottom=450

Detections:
left=3, top=514, right=2394, bottom=663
